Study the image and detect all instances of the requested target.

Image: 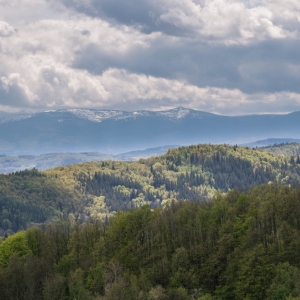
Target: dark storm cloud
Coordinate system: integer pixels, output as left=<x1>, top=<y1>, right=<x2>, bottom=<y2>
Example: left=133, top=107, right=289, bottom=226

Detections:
left=59, top=0, right=200, bottom=36
left=73, top=37, right=300, bottom=95
left=0, top=76, right=32, bottom=108
left=58, top=0, right=300, bottom=95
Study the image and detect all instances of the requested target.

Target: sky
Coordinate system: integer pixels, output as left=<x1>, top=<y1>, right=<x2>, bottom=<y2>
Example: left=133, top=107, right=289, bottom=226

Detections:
left=0, top=0, right=300, bottom=115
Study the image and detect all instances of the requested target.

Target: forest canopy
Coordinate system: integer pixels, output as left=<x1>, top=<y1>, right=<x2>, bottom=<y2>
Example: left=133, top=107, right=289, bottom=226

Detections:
left=1, top=143, right=300, bottom=235
left=1, top=184, right=300, bottom=299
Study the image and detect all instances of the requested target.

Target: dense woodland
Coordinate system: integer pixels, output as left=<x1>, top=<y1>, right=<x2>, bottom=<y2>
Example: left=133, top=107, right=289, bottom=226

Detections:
left=2, top=144, right=300, bottom=235
left=0, top=168, right=89, bottom=236
left=262, top=142, right=300, bottom=156
left=2, top=184, right=300, bottom=299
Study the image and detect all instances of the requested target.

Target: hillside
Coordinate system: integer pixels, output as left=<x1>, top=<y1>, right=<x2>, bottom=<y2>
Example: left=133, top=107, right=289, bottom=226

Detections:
left=2, top=184, right=300, bottom=299
left=1, top=144, right=300, bottom=235
left=243, top=138, right=300, bottom=148
left=1, top=142, right=299, bottom=175
left=261, top=142, right=300, bottom=156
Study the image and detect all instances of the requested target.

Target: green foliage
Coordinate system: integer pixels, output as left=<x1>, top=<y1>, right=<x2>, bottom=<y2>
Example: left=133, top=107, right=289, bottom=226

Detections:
left=0, top=168, right=87, bottom=235
left=262, top=142, right=300, bottom=156
left=68, top=268, right=90, bottom=300
left=0, top=231, right=31, bottom=266
left=167, top=286, right=189, bottom=300
left=2, top=144, right=300, bottom=234
left=64, top=144, right=300, bottom=215
left=2, top=145, right=300, bottom=298
left=26, top=227, right=44, bottom=257
left=267, top=262, right=300, bottom=300
left=42, top=273, right=66, bottom=300
left=1, top=184, right=300, bottom=298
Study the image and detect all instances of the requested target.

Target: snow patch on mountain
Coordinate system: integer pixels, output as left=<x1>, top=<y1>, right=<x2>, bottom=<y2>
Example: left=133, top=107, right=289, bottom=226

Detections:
left=0, top=107, right=212, bottom=124
left=67, top=109, right=126, bottom=122
left=66, top=107, right=198, bottom=123
left=0, top=114, right=32, bottom=124
left=158, top=107, right=191, bottom=119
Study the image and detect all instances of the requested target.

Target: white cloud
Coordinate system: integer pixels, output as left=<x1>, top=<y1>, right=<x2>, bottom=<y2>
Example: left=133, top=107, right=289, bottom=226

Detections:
left=53, top=0, right=300, bottom=43
left=0, top=11, right=158, bottom=109
left=95, top=69, right=300, bottom=115
left=0, top=0, right=300, bottom=115
left=158, top=0, right=297, bottom=43
left=0, top=21, right=16, bottom=37
left=2, top=60, right=300, bottom=115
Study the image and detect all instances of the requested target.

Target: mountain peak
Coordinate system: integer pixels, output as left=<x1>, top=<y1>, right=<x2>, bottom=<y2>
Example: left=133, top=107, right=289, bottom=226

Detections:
left=158, top=107, right=191, bottom=119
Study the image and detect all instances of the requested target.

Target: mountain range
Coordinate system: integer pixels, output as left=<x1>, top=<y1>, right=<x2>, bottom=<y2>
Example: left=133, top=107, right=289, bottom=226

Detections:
left=1, top=107, right=300, bottom=155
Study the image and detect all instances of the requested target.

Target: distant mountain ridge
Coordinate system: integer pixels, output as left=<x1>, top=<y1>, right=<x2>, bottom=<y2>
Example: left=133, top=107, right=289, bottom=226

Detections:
left=0, top=145, right=180, bottom=174
left=1, top=107, right=300, bottom=155
left=0, top=107, right=212, bottom=124
left=66, top=106, right=213, bottom=122
left=244, top=138, right=300, bottom=147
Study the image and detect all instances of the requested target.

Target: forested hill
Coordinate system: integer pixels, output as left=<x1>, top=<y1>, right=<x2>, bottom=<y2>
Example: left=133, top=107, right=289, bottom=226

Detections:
left=261, top=142, right=300, bottom=156
left=2, top=184, right=300, bottom=299
left=2, top=144, right=300, bottom=235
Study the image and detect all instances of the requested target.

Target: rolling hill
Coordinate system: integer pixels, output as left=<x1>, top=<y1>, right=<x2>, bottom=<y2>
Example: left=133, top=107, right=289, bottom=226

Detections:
left=1, top=144, right=300, bottom=235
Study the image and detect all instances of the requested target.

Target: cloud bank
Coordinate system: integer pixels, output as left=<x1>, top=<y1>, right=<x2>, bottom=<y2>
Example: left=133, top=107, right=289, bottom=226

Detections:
left=0, top=0, right=300, bottom=114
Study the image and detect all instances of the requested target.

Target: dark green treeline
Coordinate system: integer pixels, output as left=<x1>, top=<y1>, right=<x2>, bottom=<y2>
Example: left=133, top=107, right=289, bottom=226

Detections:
left=2, top=184, right=300, bottom=299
